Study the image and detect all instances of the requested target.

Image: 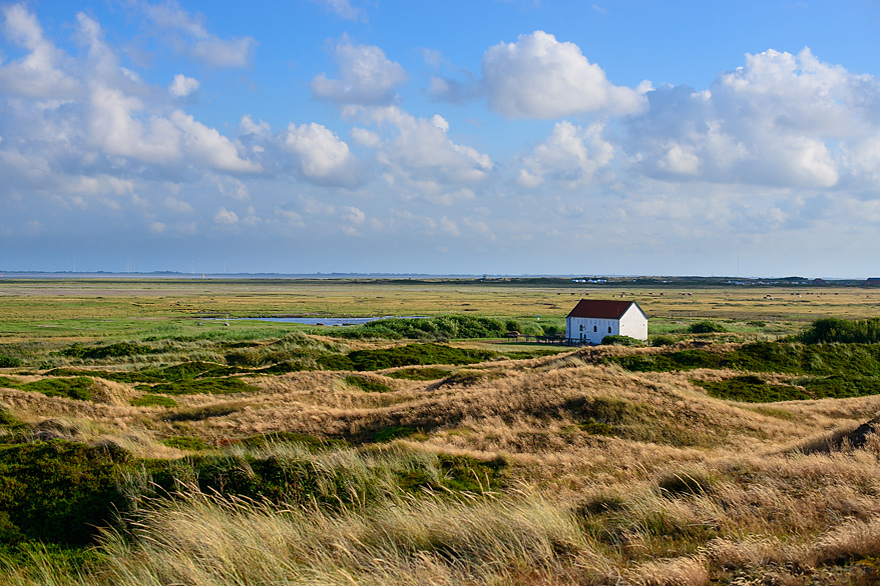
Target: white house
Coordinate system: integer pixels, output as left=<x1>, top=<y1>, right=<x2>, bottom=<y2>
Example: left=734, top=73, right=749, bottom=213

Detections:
left=565, top=299, right=648, bottom=344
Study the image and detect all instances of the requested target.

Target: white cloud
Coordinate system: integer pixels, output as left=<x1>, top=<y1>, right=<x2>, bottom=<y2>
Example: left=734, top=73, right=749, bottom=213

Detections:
left=274, top=208, right=305, bottom=227
left=283, top=122, right=362, bottom=186
left=657, top=142, right=701, bottom=175
left=168, top=74, right=200, bottom=97
left=311, top=40, right=406, bottom=106
left=172, top=111, right=261, bottom=172
left=139, top=1, right=256, bottom=67
left=164, top=196, right=193, bottom=213
left=0, top=4, right=79, bottom=99
left=350, top=127, right=381, bottom=148
left=216, top=176, right=250, bottom=201
left=424, top=188, right=476, bottom=206
left=626, top=48, right=879, bottom=189
left=342, top=206, right=365, bottom=223
left=364, top=106, right=493, bottom=186
left=518, top=121, right=615, bottom=189
left=239, top=115, right=271, bottom=136
left=313, top=0, right=365, bottom=21
left=482, top=31, right=646, bottom=119
left=439, top=216, right=460, bottom=236
left=214, top=207, right=238, bottom=224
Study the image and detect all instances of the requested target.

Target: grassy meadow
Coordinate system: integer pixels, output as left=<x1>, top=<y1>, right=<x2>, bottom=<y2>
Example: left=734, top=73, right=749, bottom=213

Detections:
left=3, top=277, right=880, bottom=584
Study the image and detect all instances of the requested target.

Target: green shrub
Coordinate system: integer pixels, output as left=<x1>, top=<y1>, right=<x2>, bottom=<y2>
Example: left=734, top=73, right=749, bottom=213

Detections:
left=651, top=335, right=678, bottom=347
left=6, top=377, right=95, bottom=401
left=346, top=343, right=495, bottom=371
left=0, top=354, right=22, bottom=368
left=687, top=321, right=726, bottom=334
left=601, top=335, right=643, bottom=346
left=0, top=441, right=130, bottom=547
left=344, top=375, right=392, bottom=393
left=799, top=317, right=880, bottom=344
left=142, top=377, right=257, bottom=395
left=694, top=375, right=811, bottom=402
left=341, top=315, right=510, bottom=341
left=58, top=342, right=153, bottom=360
left=386, top=367, right=451, bottom=380
left=315, top=354, right=354, bottom=370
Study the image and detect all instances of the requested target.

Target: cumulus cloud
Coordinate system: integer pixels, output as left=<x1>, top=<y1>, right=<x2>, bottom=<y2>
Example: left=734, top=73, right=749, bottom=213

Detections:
left=625, top=48, right=880, bottom=189
left=214, top=207, right=238, bottom=224
left=342, top=206, right=365, bottom=223
left=311, top=40, right=406, bottom=106
left=283, top=123, right=363, bottom=186
left=482, top=31, right=646, bottom=119
left=0, top=4, right=79, bottom=99
left=168, top=74, right=200, bottom=97
left=363, top=106, right=493, bottom=186
left=518, top=121, right=615, bottom=189
left=0, top=2, right=260, bottom=223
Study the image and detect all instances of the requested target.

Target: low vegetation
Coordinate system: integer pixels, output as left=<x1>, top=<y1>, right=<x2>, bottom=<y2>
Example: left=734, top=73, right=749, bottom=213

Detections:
left=7, top=280, right=880, bottom=585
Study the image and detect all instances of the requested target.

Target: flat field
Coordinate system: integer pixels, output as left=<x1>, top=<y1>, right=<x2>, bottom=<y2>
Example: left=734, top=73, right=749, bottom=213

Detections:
left=2, top=278, right=880, bottom=585
left=3, top=277, right=880, bottom=342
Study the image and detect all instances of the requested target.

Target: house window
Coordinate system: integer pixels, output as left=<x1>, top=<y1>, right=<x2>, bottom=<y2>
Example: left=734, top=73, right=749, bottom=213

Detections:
left=593, top=326, right=597, bottom=332
left=608, top=326, right=612, bottom=333
left=579, top=325, right=583, bottom=332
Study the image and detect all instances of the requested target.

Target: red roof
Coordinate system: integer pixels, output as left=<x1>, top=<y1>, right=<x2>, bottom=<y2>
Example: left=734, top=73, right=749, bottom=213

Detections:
left=566, top=299, right=642, bottom=320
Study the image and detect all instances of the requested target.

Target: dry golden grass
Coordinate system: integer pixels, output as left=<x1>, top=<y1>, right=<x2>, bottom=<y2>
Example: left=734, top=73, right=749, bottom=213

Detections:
left=7, top=334, right=880, bottom=583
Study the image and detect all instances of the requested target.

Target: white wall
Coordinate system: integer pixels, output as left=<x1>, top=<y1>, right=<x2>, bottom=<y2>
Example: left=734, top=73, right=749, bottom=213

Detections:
left=566, top=316, right=618, bottom=344
left=618, top=305, right=648, bottom=340
left=565, top=305, right=648, bottom=343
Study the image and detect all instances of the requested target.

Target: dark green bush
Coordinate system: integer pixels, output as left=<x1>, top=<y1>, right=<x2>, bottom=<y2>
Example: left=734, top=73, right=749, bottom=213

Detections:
left=344, top=375, right=392, bottom=393
left=694, top=375, right=811, bottom=402
left=0, top=354, right=22, bottom=368
left=0, top=441, right=129, bottom=547
left=386, top=367, right=451, bottom=380
left=601, top=335, right=643, bottom=346
left=142, top=377, right=257, bottom=395
left=687, top=321, right=726, bottom=334
left=799, top=317, right=880, bottom=344
left=59, top=342, right=153, bottom=360
left=342, top=315, right=510, bottom=341
left=346, top=343, right=496, bottom=371
left=2, top=377, right=95, bottom=401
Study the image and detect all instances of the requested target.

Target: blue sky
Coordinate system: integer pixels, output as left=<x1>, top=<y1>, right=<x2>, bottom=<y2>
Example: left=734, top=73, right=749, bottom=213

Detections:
left=1, top=0, right=879, bottom=277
